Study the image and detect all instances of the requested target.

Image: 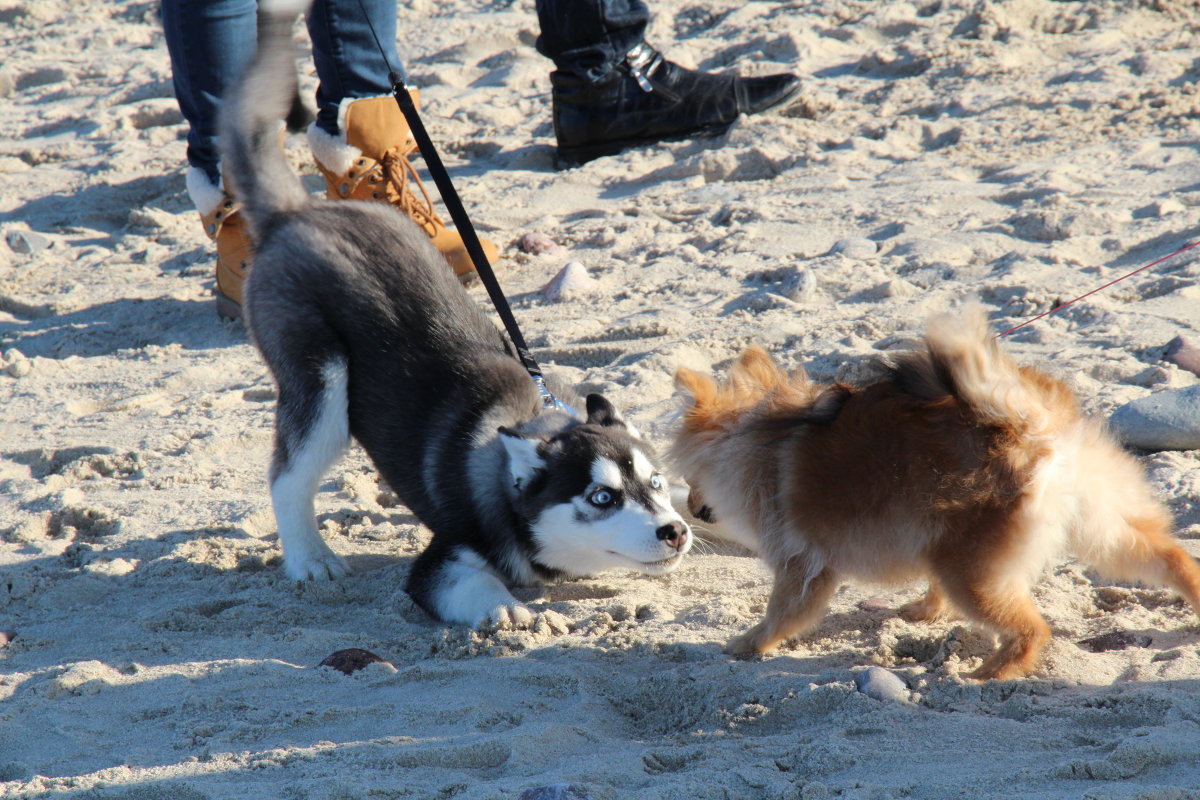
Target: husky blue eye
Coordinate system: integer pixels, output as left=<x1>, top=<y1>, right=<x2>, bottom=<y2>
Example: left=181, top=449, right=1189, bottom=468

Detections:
left=589, top=488, right=615, bottom=507
left=650, top=473, right=663, bottom=490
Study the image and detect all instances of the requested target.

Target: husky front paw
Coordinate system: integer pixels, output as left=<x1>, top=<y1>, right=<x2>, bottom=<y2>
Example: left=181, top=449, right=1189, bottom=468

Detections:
left=480, top=602, right=535, bottom=630
left=424, top=548, right=531, bottom=628
left=285, top=549, right=350, bottom=581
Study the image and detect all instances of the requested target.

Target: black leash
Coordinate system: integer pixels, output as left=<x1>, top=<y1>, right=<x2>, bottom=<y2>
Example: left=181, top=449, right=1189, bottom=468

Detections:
left=348, top=0, right=569, bottom=414
left=386, top=75, right=572, bottom=414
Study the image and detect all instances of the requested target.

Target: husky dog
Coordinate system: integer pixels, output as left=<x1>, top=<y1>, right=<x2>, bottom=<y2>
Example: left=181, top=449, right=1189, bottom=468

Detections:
left=672, top=308, right=1200, bottom=680
left=219, top=0, right=691, bottom=627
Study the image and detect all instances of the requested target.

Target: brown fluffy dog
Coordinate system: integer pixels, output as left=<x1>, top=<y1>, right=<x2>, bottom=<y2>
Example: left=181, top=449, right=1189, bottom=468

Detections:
left=672, top=309, right=1200, bottom=680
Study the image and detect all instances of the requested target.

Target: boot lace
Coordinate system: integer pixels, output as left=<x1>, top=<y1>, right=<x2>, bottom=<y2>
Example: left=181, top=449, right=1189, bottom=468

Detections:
left=374, top=141, right=443, bottom=237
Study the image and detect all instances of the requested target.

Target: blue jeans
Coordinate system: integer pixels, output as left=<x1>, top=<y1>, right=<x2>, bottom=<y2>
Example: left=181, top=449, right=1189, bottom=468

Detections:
left=162, top=0, right=402, bottom=184
left=535, top=0, right=649, bottom=83
left=163, top=0, right=646, bottom=182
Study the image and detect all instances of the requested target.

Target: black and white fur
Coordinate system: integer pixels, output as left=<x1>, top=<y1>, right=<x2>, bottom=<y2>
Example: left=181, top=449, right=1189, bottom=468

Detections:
left=219, top=0, right=691, bottom=627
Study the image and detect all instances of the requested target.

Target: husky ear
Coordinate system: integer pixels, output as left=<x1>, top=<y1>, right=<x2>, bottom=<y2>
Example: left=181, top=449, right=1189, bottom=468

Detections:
left=674, top=367, right=717, bottom=408
left=498, top=427, right=545, bottom=489
left=584, top=394, right=643, bottom=438
left=585, top=394, right=621, bottom=427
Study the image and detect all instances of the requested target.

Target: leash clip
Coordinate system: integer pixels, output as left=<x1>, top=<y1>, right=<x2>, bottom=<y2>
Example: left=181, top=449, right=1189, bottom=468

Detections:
left=533, top=375, right=576, bottom=416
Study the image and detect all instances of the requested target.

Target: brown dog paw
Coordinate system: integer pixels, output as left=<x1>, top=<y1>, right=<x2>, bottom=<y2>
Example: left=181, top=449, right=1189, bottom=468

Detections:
left=724, top=626, right=768, bottom=656
left=898, top=598, right=947, bottom=623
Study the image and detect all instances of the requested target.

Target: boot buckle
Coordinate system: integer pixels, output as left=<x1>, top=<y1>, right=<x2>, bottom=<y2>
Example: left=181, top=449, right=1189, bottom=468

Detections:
left=623, top=42, right=663, bottom=93
left=628, top=64, right=653, bottom=93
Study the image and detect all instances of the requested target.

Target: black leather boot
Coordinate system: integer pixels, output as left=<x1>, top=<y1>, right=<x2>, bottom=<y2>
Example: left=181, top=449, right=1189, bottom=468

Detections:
left=551, top=43, right=800, bottom=167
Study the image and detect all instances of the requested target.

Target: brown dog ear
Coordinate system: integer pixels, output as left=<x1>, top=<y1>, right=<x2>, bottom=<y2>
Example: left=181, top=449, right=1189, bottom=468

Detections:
left=731, top=346, right=784, bottom=396
left=674, top=368, right=717, bottom=407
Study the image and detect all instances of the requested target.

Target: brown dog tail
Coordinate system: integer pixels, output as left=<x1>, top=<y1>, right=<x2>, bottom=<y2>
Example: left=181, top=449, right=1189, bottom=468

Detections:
left=891, top=306, right=1056, bottom=437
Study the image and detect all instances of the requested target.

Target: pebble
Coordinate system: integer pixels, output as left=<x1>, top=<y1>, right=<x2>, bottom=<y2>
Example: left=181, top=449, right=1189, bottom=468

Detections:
left=854, top=667, right=908, bottom=702
left=780, top=268, right=819, bottom=302
left=539, top=262, right=597, bottom=302
left=1078, top=631, right=1152, bottom=653
left=1165, top=335, right=1200, bottom=377
left=318, top=648, right=393, bottom=675
left=858, top=596, right=891, bottom=612
left=5, top=230, right=50, bottom=255
left=518, top=786, right=594, bottom=800
left=0, top=631, right=12, bottom=648
left=6, top=359, right=31, bottom=378
left=831, top=237, right=877, bottom=259
left=517, top=232, right=566, bottom=256
left=1108, top=385, right=1200, bottom=451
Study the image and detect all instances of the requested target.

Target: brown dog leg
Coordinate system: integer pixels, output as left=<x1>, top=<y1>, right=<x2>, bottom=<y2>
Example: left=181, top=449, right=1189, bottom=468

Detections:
left=1120, top=516, right=1200, bottom=615
left=899, top=580, right=951, bottom=623
left=726, top=559, right=838, bottom=655
left=936, top=570, right=1050, bottom=681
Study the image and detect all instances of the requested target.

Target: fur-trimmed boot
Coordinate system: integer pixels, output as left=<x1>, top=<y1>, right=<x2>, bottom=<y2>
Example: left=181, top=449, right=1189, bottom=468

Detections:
left=308, top=94, right=497, bottom=284
left=189, top=168, right=252, bottom=322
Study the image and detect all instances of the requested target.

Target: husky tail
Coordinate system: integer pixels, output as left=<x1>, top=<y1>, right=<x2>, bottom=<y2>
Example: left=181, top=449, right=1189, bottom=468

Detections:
left=891, top=306, right=1065, bottom=437
left=217, top=0, right=311, bottom=232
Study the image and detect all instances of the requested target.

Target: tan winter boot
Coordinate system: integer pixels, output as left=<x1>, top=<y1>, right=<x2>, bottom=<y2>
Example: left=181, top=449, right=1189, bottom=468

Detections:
left=308, top=94, right=498, bottom=284
left=189, top=168, right=252, bottom=321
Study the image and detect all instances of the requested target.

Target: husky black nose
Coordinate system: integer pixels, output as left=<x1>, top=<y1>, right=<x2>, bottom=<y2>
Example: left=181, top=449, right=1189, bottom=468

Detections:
left=656, top=521, right=688, bottom=549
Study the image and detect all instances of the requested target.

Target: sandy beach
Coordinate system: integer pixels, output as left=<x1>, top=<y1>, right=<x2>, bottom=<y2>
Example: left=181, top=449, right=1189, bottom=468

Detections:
left=2, top=0, right=1200, bottom=797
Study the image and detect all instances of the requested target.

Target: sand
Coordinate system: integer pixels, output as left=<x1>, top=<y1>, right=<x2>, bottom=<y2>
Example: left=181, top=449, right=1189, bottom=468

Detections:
left=3, top=0, right=1200, bottom=798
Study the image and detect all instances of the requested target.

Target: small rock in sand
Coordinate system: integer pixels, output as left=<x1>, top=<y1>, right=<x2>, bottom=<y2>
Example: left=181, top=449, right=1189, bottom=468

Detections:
left=854, top=666, right=908, bottom=702
left=1108, top=385, right=1200, bottom=451
left=4, top=348, right=33, bottom=377
left=1165, top=335, right=1200, bottom=377
left=1078, top=631, right=1152, bottom=653
left=780, top=268, right=819, bottom=302
left=517, top=232, right=566, bottom=257
left=318, top=648, right=394, bottom=675
left=540, top=262, right=597, bottom=302
left=832, top=238, right=877, bottom=259
left=5, top=230, right=50, bottom=255
left=858, top=596, right=891, bottom=612
left=6, top=358, right=31, bottom=378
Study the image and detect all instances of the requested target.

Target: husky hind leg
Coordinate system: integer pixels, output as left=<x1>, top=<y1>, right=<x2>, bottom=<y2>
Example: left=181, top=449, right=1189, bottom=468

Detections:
left=269, top=356, right=352, bottom=581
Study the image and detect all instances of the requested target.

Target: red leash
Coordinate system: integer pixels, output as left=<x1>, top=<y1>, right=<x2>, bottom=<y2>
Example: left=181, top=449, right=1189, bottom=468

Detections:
left=998, top=238, right=1200, bottom=337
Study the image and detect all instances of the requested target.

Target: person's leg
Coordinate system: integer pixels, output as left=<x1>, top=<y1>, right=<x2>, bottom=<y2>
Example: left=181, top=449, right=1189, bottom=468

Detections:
left=162, top=0, right=258, bottom=320
left=535, top=0, right=802, bottom=167
left=162, top=0, right=258, bottom=185
left=306, top=0, right=402, bottom=135
left=534, top=0, right=648, bottom=84
left=305, top=0, right=497, bottom=282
